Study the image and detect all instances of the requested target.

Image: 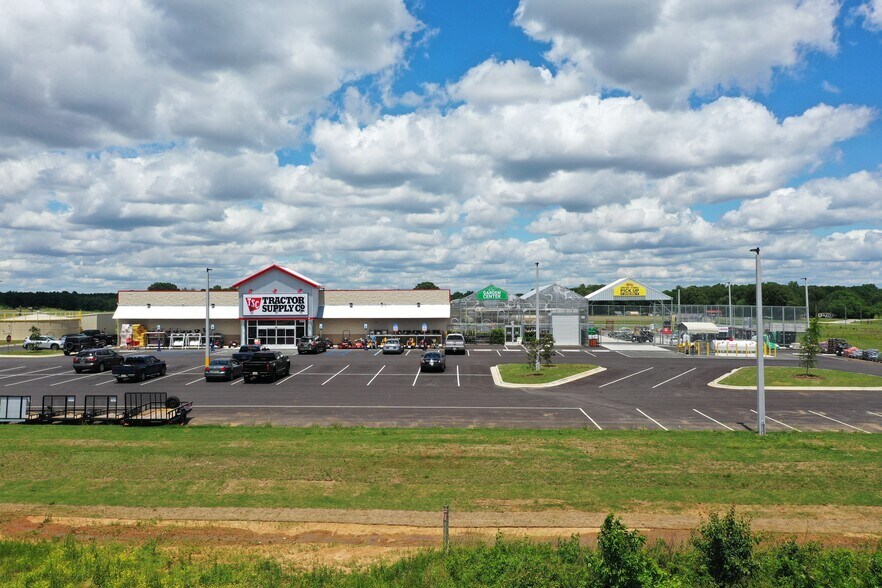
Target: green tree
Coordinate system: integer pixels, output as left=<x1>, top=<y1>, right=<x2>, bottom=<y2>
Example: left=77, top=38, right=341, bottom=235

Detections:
left=147, top=282, right=179, bottom=291
left=691, top=507, right=757, bottom=585
left=799, top=317, right=822, bottom=375
left=414, top=282, right=439, bottom=290
left=539, top=334, right=555, bottom=367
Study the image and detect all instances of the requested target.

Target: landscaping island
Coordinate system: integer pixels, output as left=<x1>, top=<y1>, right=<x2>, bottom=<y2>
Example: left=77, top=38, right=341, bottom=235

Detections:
left=494, top=363, right=602, bottom=386
left=717, top=366, right=882, bottom=388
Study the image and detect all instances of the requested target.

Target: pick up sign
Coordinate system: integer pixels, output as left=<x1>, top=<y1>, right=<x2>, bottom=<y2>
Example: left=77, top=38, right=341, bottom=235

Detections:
left=243, top=293, right=308, bottom=317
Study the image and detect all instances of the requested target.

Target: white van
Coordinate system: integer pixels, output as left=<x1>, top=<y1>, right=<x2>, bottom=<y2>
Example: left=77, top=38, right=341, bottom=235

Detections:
left=444, top=333, right=466, bottom=355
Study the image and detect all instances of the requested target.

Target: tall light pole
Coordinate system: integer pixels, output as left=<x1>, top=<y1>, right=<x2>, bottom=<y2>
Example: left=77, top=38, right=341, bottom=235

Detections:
left=535, top=262, right=540, bottom=371
left=802, top=277, right=809, bottom=331
left=205, top=268, right=212, bottom=368
left=751, top=248, right=765, bottom=436
left=727, top=281, right=733, bottom=331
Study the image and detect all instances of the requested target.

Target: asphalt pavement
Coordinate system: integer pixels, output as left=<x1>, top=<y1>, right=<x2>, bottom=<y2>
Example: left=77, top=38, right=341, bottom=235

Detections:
left=1, top=344, right=880, bottom=431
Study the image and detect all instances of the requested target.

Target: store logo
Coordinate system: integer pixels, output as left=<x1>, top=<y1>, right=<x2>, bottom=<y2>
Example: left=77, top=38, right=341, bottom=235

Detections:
left=246, top=297, right=262, bottom=312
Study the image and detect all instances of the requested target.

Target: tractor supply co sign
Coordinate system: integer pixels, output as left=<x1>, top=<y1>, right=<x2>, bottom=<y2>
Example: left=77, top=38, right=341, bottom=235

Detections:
left=476, top=285, right=509, bottom=301
left=243, top=293, right=308, bottom=317
left=613, top=281, right=647, bottom=298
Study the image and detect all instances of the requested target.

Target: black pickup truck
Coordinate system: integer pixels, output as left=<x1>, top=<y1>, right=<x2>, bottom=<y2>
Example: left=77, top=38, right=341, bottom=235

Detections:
left=112, top=355, right=167, bottom=383
left=231, top=344, right=266, bottom=363
left=242, top=351, right=290, bottom=382
left=82, top=329, right=118, bottom=347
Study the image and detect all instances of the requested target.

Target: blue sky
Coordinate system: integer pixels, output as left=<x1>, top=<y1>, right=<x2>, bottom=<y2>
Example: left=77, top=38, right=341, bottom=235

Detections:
left=0, top=0, right=880, bottom=293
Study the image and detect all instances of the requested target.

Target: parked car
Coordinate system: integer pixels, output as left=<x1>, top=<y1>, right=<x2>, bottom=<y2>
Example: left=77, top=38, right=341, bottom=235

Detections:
left=444, top=333, right=465, bottom=355
left=862, top=349, right=879, bottom=362
left=81, top=329, right=117, bottom=347
left=73, top=348, right=124, bottom=373
left=243, top=351, right=290, bottom=382
left=112, top=355, right=167, bottom=383
left=61, top=333, right=97, bottom=355
left=298, top=336, right=326, bottom=354
left=382, top=338, right=403, bottom=354
left=22, top=335, right=63, bottom=351
left=232, top=344, right=266, bottom=362
left=420, top=351, right=446, bottom=372
left=204, top=358, right=243, bottom=381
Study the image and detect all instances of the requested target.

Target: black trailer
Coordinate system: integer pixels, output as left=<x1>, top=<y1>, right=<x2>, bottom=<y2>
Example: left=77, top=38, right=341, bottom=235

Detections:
left=28, top=395, right=79, bottom=424
left=123, top=393, right=192, bottom=426
left=83, top=395, right=124, bottom=424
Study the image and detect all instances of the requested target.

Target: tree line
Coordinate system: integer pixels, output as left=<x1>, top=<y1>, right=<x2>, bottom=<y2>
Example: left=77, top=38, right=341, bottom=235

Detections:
left=2, top=281, right=880, bottom=318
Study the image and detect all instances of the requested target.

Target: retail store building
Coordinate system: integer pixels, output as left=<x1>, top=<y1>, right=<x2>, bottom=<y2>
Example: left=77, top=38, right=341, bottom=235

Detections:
left=113, top=265, right=450, bottom=347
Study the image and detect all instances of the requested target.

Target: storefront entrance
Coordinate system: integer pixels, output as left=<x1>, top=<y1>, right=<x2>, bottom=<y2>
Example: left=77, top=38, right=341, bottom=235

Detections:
left=246, top=320, right=306, bottom=346
left=505, top=324, right=522, bottom=343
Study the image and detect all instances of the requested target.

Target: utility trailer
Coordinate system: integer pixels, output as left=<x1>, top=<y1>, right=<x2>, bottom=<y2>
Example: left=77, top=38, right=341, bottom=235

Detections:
left=82, top=395, right=124, bottom=424
left=27, top=395, right=124, bottom=424
left=0, top=396, right=31, bottom=424
left=123, top=392, right=192, bottom=426
left=28, top=395, right=79, bottom=424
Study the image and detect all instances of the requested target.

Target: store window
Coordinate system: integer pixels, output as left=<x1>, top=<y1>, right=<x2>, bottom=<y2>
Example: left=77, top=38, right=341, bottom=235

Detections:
left=246, top=320, right=306, bottom=346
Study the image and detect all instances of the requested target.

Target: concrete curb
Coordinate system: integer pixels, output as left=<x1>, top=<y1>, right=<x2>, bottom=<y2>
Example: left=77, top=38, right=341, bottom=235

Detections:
left=709, top=367, right=882, bottom=391
left=0, top=353, right=66, bottom=359
left=492, top=365, right=606, bottom=388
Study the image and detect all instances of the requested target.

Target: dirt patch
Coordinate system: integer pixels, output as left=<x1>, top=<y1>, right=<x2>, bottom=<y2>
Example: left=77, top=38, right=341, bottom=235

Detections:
left=0, top=503, right=879, bottom=568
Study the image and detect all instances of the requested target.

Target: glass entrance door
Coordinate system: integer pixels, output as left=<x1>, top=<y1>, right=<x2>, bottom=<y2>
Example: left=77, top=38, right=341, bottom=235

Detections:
left=505, top=324, right=522, bottom=343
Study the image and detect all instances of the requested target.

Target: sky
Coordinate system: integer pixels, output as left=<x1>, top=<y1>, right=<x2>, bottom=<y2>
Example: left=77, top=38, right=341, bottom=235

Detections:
left=1, top=0, right=881, bottom=294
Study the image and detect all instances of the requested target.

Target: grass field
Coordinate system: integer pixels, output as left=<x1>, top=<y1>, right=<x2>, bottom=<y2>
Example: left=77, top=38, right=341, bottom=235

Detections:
left=819, top=319, right=882, bottom=350
left=0, top=427, right=879, bottom=512
left=0, top=347, right=63, bottom=356
left=719, top=366, right=882, bottom=387
left=496, top=363, right=597, bottom=384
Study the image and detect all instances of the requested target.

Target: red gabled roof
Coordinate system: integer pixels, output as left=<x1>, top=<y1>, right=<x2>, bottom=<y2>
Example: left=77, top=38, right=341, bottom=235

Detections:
left=230, top=264, right=324, bottom=290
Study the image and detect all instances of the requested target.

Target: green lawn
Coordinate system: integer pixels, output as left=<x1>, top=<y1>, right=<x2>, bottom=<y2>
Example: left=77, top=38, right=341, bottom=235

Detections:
left=0, top=427, right=879, bottom=512
left=497, top=363, right=598, bottom=384
left=0, top=347, right=64, bottom=356
left=819, top=319, right=882, bottom=350
left=719, top=366, right=882, bottom=387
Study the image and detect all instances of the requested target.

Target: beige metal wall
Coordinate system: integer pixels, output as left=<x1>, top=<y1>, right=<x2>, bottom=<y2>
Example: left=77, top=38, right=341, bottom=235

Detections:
left=318, top=319, right=449, bottom=342
left=323, top=290, right=449, bottom=305
left=82, top=313, right=115, bottom=332
left=118, top=290, right=239, bottom=306
left=0, top=318, right=80, bottom=341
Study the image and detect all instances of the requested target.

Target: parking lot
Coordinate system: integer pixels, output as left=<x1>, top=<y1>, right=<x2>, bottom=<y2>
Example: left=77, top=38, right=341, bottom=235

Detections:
left=2, top=345, right=881, bottom=432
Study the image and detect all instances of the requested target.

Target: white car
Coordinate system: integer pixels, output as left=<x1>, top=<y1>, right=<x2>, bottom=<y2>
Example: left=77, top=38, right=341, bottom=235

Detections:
left=382, top=338, right=403, bottom=354
left=22, top=335, right=63, bottom=350
left=444, top=333, right=466, bottom=355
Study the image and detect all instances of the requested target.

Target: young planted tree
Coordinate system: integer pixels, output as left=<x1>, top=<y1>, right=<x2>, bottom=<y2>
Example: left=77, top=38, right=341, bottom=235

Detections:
left=799, top=317, right=822, bottom=376
left=539, top=334, right=556, bottom=367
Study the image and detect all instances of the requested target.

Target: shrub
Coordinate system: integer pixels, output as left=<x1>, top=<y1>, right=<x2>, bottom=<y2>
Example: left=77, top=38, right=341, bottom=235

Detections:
left=489, top=328, right=505, bottom=345
left=691, top=507, right=757, bottom=585
left=597, top=514, right=661, bottom=587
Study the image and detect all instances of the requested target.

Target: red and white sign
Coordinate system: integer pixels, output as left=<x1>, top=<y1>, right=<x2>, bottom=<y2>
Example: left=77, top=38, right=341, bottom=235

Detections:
left=242, top=293, right=308, bottom=317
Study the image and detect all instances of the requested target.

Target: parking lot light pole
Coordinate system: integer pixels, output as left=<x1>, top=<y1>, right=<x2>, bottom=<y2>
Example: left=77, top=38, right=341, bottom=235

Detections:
left=727, top=282, right=732, bottom=331
left=535, top=262, right=540, bottom=372
left=751, top=248, right=766, bottom=436
left=205, top=268, right=212, bottom=368
left=802, top=277, right=809, bottom=331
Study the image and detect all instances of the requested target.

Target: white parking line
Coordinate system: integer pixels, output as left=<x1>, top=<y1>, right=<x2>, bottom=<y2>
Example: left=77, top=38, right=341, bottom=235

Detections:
left=5, top=374, right=57, bottom=387
left=693, top=409, right=734, bottom=431
left=651, top=367, right=696, bottom=389
left=598, top=367, right=654, bottom=388
left=0, top=366, right=26, bottom=373
left=51, top=373, right=103, bottom=386
left=636, top=408, right=668, bottom=430
left=583, top=351, right=596, bottom=357
left=374, top=350, right=382, bottom=356
left=412, top=369, right=420, bottom=387
left=185, top=377, right=204, bottom=386
left=322, top=365, right=349, bottom=386
left=555, top=350, right=565, bottom=357
left=405, top=349, right=412, bottom=356
left=578, top=408, right=602, bottom=430
left=230, top=378, right=244, bottom=386
left=808, top=410, right=869, bottom=433
left=366, top=365, right=385, bottom=386
left=497, top=350, right=501, bottom=356
left=276, top=364, right=313, bottom=385
left=456, top=365, right=460, bottom=387
left=868, top=411, right=882, bottom=419
left=467, top=349, right=470, bottom=356
left=750, top=409, right=800, bottom=432
left=95, top=377, right=116, bottom=386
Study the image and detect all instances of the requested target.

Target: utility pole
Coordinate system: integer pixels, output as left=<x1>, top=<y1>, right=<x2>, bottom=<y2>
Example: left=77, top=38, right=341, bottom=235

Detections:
left=727, top=281, right=733, bottom=332
left=205, top=268, right=212, bottom=367
left=802, top=277, right=809, bottom=331
left=751, top=248, right=765, bottom=436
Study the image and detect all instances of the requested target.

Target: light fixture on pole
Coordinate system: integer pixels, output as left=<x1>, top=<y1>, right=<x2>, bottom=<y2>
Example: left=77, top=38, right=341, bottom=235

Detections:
left=750, top=248, right=765, bottom=436
left=205, top=268, right=212, bottom=368
left=535, top=262, right=540, bottom=372
left=802, top=277, right=809, bottom=331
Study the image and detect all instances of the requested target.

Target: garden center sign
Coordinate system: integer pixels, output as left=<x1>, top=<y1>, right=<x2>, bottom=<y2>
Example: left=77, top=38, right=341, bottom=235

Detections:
left=476, top=285, right=509, bottom=301
left=612, top=281, right=647, bottom=298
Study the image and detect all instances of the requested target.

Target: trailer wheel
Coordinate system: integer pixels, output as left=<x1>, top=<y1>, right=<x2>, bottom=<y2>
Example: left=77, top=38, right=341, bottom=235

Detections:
left=165, top=396, right=181, bottom=409
left=244, top=375, right=251, bottom=383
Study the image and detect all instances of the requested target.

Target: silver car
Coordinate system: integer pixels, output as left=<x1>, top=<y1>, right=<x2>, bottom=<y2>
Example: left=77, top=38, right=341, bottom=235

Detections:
left=382, top=338, right=403, bottom=354
left=22, top=335, right=63, bottom=350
